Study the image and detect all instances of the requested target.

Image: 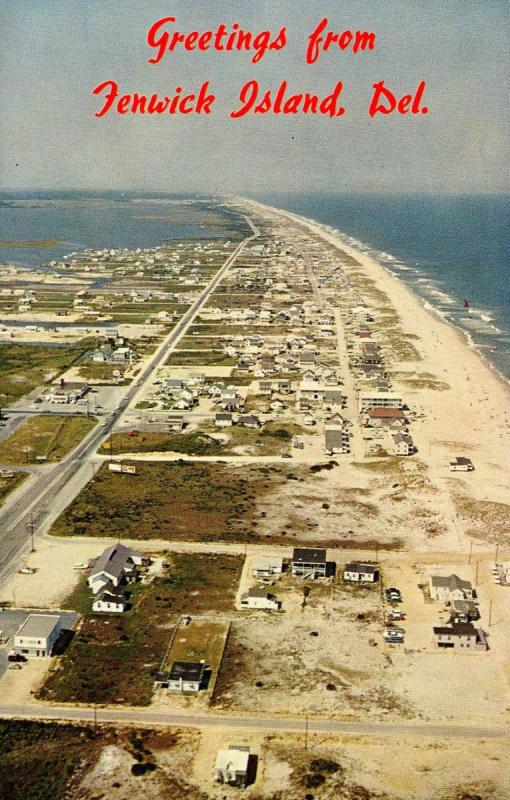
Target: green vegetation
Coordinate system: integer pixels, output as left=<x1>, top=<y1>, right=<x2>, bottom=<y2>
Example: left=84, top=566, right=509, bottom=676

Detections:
left=100, top=430, right=224, bottom=456
left=39, top=553, right=242, bottom=705
left=0, top=239, right=62, bottom=248
left=49, top=460, right=285, bottom=541
left=0, top=415, right=97, bottom=465
left=0, top=719, right=96, bottom=800
left=0, top=471, right=27, bottom=505
left=77, top=363, right=129, bottom=383
left=0, top=343, right=87, bottom=405
left=165, top=350, right=236, bottom=366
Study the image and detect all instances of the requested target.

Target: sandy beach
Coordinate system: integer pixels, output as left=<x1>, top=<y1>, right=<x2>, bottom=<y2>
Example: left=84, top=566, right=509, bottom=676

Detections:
left=238, top=197, right=510, bottom=545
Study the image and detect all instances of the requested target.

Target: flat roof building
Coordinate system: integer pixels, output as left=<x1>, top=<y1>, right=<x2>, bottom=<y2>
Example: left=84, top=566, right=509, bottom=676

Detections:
left=215, top=746, right=250, bottom=787
left=14, top=614, right=61, bottom=657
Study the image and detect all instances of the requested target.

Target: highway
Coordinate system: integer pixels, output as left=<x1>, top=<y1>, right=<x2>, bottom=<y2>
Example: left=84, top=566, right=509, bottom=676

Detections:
left=0, top=703, right=506, bottom=740
left=0, top=215, right=259, bottom=587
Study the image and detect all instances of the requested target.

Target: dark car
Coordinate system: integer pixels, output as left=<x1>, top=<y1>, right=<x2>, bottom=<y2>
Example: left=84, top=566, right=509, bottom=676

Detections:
left=7, top=650, right=27, bottom=663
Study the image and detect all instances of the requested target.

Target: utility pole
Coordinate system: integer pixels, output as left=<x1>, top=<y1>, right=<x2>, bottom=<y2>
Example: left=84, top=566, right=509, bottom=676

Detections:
left=304, top=714, right=309, bottom=750
left=468, top=540, right=473, bottom=565
left=495, top=543, right=499, bottom=565
left=27, top=514, right=35, bottom=552
left=488, top=599, right=493, bottom=627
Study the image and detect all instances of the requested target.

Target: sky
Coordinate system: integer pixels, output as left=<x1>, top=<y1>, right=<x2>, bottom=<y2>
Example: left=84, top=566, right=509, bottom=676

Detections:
left=0, top=0, right=508, bottom=194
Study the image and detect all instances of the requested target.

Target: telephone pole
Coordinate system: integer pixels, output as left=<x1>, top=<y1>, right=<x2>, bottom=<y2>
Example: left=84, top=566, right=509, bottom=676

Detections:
left=27, top=514, right=35, bottom=552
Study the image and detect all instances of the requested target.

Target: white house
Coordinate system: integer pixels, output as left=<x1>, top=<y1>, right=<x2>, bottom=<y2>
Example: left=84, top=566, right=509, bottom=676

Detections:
left=429, top=574, right=474, bottom=603
left=391, top=432, right=414, bottom=456
left=167, top=661, right=206, bottom=692
left=13, top=614, right=62, bottom=657
left=449, top=457, right=474, bottom=472
left=87, top=544, right=146, bottom=594
left=344, top=562, right=379, bottom=583
left=252, top=556, right=283, bottom=578
left=358, top=392, right=403, bottom=413
left=215, top=412, right=233, bottom=428
left=240, top=587, right=279, bottom=611
left=215, top=746, right=250, bottom=787
left=92, top=588, right=127, bottom=613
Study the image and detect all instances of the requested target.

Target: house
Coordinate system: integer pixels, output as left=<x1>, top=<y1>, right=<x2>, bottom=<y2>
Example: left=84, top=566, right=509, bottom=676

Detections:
left=291, top=547, right=327, bottom=579
left=391, top=432, right=415, bottom=456
left=167, top=661, right=206, bottom=692
left=240, top=587, right=279, bottom=611
left=324, top=426, right=349, bottom=455
left=450, top=457, right=474, bottom=472
left=167, top=414, right=185, bottom=432
left=87, top=544, right=146, bottom=594
left=92, top=588, right=127, bottom=613
left=44, top=381, right=88, bottom=404
left=429, top=574, right=474, bottom=603
left=13, top=614, right=61, bottom=657
left=238, top=414, right=261, bottom=429
left=215, top=746, right=250, bottom=787
left=363, top=407, right=407, bottom=427
left=323, top=390, right=345, bottom=409
left=450, top=599, right=480, bottom=624
left=215, top=412, right=233, bottom=428
left=433, top=623, right=488, bottom=651
left=359, top=392, right=403, bottom=413
left=252, top=555, right=283, bottom=578
left=344, top=562, right=379, bottom=583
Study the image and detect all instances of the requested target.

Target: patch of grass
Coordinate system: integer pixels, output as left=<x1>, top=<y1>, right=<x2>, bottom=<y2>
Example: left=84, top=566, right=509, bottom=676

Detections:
left=0, top=471, right=27, bottom=505
left=77, top=364, right=130, bottom=383
left=49, top=460, right=277, bottom=541
left=0, top=719, right=96, bottom=800
left=0, top=239, right=62, bottom=248
left=0, top=415, right=97, bottom=465
left=165, top=350, right=236, bottom=366
left=454, top=494, right=510, bottom=545
left=0, top=343, right=88, bottom=405
left=100, top=430, right=225, bottom=456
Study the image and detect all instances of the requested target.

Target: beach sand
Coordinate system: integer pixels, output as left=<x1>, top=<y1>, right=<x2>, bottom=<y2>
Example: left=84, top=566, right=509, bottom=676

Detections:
left=239, top=198, right=510, bottom=551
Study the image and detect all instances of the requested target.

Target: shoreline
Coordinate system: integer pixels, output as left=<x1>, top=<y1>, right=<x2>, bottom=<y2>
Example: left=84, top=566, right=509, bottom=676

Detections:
left=239, top=196, right=510, bottom=401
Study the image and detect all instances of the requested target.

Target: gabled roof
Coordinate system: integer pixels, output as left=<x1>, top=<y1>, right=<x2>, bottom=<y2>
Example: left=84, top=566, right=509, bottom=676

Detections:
left=344, top=562, right=377, bottom=574
left=431, top=574, right=472, bottom=591
left=95, top=590, right=126, bottom=605
left=91, top=544, right=134, bottom=581
left=366, top=407, right=406, bottom=418
left=324, top=428, right=346, bottom=448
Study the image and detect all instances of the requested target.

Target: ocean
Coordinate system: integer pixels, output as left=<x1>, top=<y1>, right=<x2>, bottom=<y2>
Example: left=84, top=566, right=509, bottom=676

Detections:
left=255, top=192, right=510, bottom=382
left=0, top=190, right=508, bottom=380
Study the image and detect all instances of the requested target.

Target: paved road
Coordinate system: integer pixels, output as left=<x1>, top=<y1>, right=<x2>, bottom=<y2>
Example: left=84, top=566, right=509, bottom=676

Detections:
left=0, top=216, right=259, bottom=587
left=0, top=703, right=506, bottom=740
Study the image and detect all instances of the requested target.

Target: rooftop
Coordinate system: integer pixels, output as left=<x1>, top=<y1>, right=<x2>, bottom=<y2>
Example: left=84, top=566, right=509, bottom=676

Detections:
left=215, top=746, right=250, bottom=773
left=431, top=574, right=472, bottom=591
left=293, top=547, right=327, bottom=563
left=433, top=623, right=477, bottom=637
left=169, top=661, right=206, bottom=682
left=16, top=614, right=60, bottom=639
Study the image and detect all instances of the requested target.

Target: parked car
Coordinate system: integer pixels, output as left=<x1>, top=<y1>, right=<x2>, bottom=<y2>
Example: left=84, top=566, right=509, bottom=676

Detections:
left=8, top=650, right=27, bottom=663
left=385, top=587, right=402, bottom=602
